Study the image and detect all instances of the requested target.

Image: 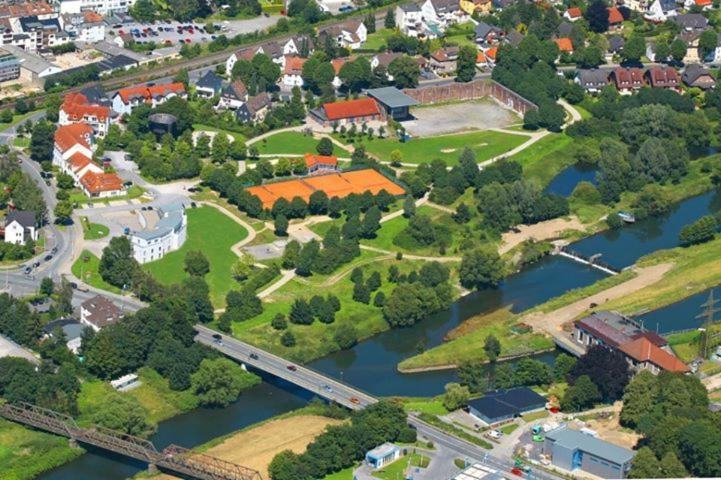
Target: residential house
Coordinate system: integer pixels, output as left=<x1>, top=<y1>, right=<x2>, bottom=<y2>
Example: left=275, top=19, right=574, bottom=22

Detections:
left=236, top=92, right=271, bottom=123
left=421, top=0, right=468, bottom=29
left=555, top=37, right=574, bottom=55
left=217, top=80, right=248, bottom=110
left=79, top=170, right=125, bottom=198
left=13, top=15, right=65, bottom=50
left=476, top=50, right=488, bottom=68
left=309, top=98, right=383, bottom=127
left=460, top=0, right=492, bottom=15
left=371, top=51, right=403, bottom=78
left=672, top=13, right=708, bottom=31
left=225, top=36, right=311, bottom=75
left=80, top=295, right=123, bottom=331
left=557, top=21, right=574, bottom=39
left=59, top=92, right=111, bottom=137
left=304, top=153, right=339, bottom=174
left=396, top=4, right=427, bottom=38
left=575, top=69, right=609, bottom=93
left=544, top=426, right=635, bottom=479
left=683, top=64, right=716, bottom=89
left=504, top=30, right=524, bottom=48
left=474, top=22, right=503, bottom=46
left=2, top=211, right=37, bottom=245
left=59, top=11, right=105, bottom=43
left=111, top=82, right=186, bottom=116
left=608, top=7, right=624, bottom=29
left=645, top=41, right=668, bottom=63
left=644, top=0, right=677, bottom=22
left=686, top=0, right=712, bottom=9
left=677, top=30, right=703, bottom=63
left=194, top=70, right=223, bottom=98
left=610, top=67, right=645, bottom=93
left=608, top=35, right=625, bottom=56
left=564, top=7, right=582, bottom=21
left=319, top=20, right=367, bottom=50
left=703, top=34, right=721, bottom=64
left=645, top=66, right=680, bottom=89
left=331, top=56, right=352, bottom=89
left=429, top=46, right=459, bottom=75
left=282, top=55, right=306, bottom=88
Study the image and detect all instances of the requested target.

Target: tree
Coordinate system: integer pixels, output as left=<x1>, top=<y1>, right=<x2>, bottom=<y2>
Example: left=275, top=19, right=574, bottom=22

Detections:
left=403, top=196, right=416, bottom=218
left=280, top=330, right=296, bottom=347
left=353, top=281, right=371, bottom=304
left=211, top=132, right=230, bottom=164
left=388, top=56, right=420, bottom=88
left=231, top=254, right=254, bottom=281
left=316, top=137, right=334, bottom=156
left=384, top=8, right=395, bottom=29
left=99, top=236, right=137, bottom=289
left=275, top=214, right=289, bottom=236
left=92, top=394, right=154, bottom=437
left=568, top=345, right=631, bottom=401
left=677, top=421, right=721, bottom=477
left=30, top=121, right=55, bottom=163
left=40, top=277, right=54, bottom=296
left=553, top=353, right=577, bottom=381
left=621, top=34, right=645, bottom=64
left=584, top=0, right=609, bottom=33
left=680, top=215, right=716, bottom=246
left=699, top=29, right=718, bottom=61
left=459, top=248, right=504, bottom=290
left=184, top=250, right=210, bottom=276
left=483, top=334, right=501, bottom=362
left=191, top=358, right=259, bottom=407
left=629, top=447, right=662, bottom=479
left=334, top=323, right=358, bottom=349
left=271, top=313, right=288, bottom=330
left=54, top=200, right=73, bottom=224
left=222, top=288, right=262, bottom=323
left=660, top=451, right=689, bottom=478
left=443, top=382, right=470, bottom=411
left=560, top=375, right=601, bottom=411
left=130, top=0, right=156, bottom=21
left=670, top=38, right=687, bottom=64
left=309, top=190, right=328, bottom=215
left=456, top=46, right=477, bottom=82
left=289, top=298, right=314, bottom=325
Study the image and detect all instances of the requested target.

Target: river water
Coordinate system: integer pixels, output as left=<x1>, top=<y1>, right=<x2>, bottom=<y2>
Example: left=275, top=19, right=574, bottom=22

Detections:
left=39, top=168, right=720, bottom=480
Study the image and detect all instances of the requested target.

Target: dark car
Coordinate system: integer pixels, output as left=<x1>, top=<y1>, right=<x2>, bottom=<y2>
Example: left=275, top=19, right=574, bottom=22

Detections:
left=70, top=282, right=78, bottom=289
left=51, top=247, right=57, bottom=254
left=212, top=333, right=223, bottom=344
left=24, top=267, right=31, bottom=274
left=287, top=365, right=297, bottom=371
left=249, top=353, right=259, bottom=360
left=44, top=255, right=52, bottom=262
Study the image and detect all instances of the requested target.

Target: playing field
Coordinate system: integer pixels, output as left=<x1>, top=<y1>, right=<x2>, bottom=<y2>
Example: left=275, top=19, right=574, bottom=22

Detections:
left=254, top=131, right=328, bottom=155
left=404, top=100, right=520, bottom=137
left=144, top=206, right=248, bottom=306
left=357, top=129, right=528, bottom=165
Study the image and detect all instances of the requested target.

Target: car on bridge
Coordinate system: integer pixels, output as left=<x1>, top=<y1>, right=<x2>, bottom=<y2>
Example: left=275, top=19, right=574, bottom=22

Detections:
left=212, top=333, right=223, bottom=345
left=286, top=365, right=297, bottom=371
left=350, top=397, right=360, bottom=405
left=249, top=353, right=259, bottom=360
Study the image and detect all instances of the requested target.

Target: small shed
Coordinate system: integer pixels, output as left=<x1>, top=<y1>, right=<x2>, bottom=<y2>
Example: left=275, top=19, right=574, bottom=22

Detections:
left=365, top=442, right=401, bottom=469
left=366, top=87, right=419, bottom=121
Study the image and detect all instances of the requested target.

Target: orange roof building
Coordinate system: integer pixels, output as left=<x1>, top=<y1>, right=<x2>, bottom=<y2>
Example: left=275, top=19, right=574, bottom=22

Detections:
left=79, top=171, right=125, bottom=197
left=565, top=7, right=582, bottom=20
left=247, top=169, right=404, bottom=209
left=486, top=47, right=497, bottom=61
left=696, top=0, right=712, bottom=7
left=60, top=92, right=111, bottom=137
left=607, top=7, right=624, bottom=25
left=304, top=153, right=339, bottom=173
left=54, top=123, right=93, bottom=154
left=312, top=98, right=383, bottom=126
left=112, top=82, right=187, bottom=115
left=283, top=55, right=307, bottom=76
left=555, top=38, right=574, bottom=53
left=619, top=337, right=690, bottom=374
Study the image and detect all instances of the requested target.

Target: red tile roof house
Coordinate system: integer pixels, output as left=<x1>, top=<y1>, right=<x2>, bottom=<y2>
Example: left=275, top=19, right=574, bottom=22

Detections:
left=309, top=98, right=384, bottom=128
left=304, top=153, right=339, bottom=174
left=429, top=46, right=460, bottom=75
left=111, top=82, right=186, bottom=116
left=645, top=66, right=680, bottom=90
left=59, top=92, right=112, bottom=137
left=281, top=55, right=307, bottom=89
left=607, top=7, right=624, bottom=29
left=555, top=37, right=574, bottom=54
left=563, top=7, right=582, bottom=21
left=610, top=67, right=645, bottom=93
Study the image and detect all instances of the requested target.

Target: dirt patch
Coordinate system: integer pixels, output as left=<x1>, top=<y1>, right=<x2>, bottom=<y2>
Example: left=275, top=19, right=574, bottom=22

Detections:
left=404, top=99, right=519, bottom=137
left=440, top=148, right=457, bottom=153
left=499, top=216, right=586, bottom=255
left=156, top=415, right=344, bottom=480
left=575, top=403, right=640, bottom=449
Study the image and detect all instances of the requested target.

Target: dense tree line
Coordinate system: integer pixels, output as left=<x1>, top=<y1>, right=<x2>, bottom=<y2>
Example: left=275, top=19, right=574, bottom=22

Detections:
left=268, top=401, right=415, bottom=480
left=457, top=353, right=576, bottom=393
left=560, top=345, right=631, bottom=411
left=382, top=262, right=452, bottom=327
left=621, top=371, right=718, bottom=478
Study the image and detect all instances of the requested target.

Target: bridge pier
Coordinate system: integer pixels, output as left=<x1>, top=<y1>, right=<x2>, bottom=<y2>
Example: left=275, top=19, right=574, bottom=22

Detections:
left=68, top=438, right=79, bottom=449
left=147, top=463, right=159, bottom=475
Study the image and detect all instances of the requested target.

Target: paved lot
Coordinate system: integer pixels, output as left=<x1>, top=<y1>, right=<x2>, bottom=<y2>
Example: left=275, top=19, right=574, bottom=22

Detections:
left=245, top=240, right=288, bottom=260
left=106, top=16, right=280, bottom=48
left=0, top=334, right=38, bottom=364
left=403, top=99, right=520, bottom=137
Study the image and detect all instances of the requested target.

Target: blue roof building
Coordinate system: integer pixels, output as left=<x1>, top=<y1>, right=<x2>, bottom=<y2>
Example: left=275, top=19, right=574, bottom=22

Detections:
left=544, top=426, right=636, bottom=479
left=467, top=387, right=546, bottom=425
left=365, top=443, right=401, bottom=469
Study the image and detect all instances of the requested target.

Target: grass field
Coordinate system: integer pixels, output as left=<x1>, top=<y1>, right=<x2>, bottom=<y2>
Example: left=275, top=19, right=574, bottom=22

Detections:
left=402, top=397, right=449, bottom=416
left=81, top=217, right=109, bottom=240
left=509, top=133, right=576, bottom=188
left=348, top=130, right=528, bottom=165
left=0, top=419, right=83, bottom=480
left=373, top=453, right=431, bottom=480
left=193, top=124, right=247, bottom=142
left=231, top=255, right=431, bottom=363
left=322, top=466, right=356, bottom=480
left=71, top=250, right=121, bottom=293
left=0, top=110, right=38, bottom=134
left=253, top=131, right=340, bottom=156
left=364, top=28, right=395, bottom=51
left=13, top=136, right=29, bottom=148
left=144, top=206, right=248, bottom=307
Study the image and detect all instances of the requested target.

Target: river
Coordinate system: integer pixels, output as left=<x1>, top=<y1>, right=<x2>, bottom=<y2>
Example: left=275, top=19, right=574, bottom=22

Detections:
left=39, top=169, right=720, bottom=479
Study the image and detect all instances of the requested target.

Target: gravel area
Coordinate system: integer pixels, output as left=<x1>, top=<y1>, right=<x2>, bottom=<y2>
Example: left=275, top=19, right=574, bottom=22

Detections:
left=404, top=100, right=520, bottom=137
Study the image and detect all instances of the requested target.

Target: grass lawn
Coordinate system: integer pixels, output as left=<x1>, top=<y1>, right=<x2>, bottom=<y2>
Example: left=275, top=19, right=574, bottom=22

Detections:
left=69, top=185, right=145, bottom=206
left=0, top=419, right=83, bottom=480
left=81, top=217, right=109, bottom=240
left=346, top=130, right=528, bottom=165
left=71, top=250, right=121, bottom=293
left=364, top=28, right=395, bottom=51
left=254, top=131, right=334, bottom=156
left=322, top=466, right=356, bottom=480
left=444, top=22, right=476, bottom=48
left=144, top=206, right=248, bottom=307
left=193, top=124, right=247, bottom=142
left=509, top=133, right=575, bottom=188
left=500, top=423, right=519, bottom=434
left=521, top=410, right=550, bottom=423
left=13, top=136, right=29, bottom=148
left=231, top=255, right=429, bottom=363
left=402, top=397, right=449, bottom=416
left=373, top=453, right=430, bottom=480
left=0, top=110, right=38, bottom=134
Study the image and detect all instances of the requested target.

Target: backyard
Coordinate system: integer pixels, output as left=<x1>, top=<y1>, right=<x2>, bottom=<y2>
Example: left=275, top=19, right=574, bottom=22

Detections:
left=144, top=206, right=249, bottom=307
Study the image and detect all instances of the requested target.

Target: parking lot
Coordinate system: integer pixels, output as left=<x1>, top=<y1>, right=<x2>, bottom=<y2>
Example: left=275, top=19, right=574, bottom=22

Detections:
left=106, top=15, right=280, bottom=48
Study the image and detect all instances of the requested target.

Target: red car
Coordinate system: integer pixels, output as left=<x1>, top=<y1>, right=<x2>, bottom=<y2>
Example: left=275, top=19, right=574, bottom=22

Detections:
left=349, top=397, right=360, bottom=405
left=511, top=468, right=523, bottom=477
left=286, top=365, right=297, bottom=371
